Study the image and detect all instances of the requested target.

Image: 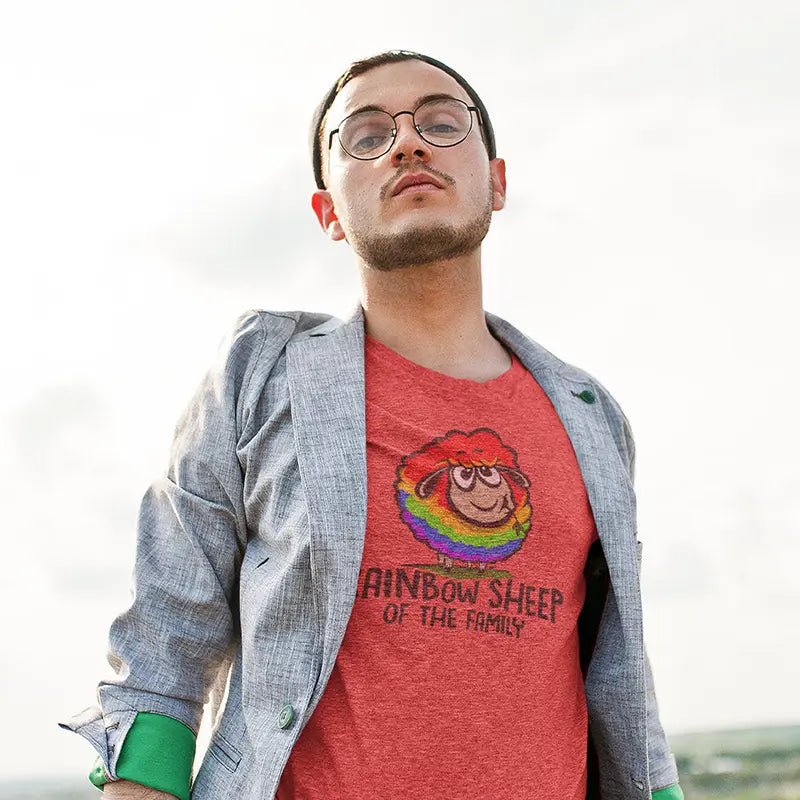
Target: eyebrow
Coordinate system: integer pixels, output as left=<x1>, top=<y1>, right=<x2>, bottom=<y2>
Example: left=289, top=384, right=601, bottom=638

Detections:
left=342, top=92, right=464, bottom=119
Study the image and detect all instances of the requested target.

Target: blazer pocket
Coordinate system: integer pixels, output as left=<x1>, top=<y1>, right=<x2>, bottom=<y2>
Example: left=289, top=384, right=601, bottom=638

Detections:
left=207, top=732, right=242, bottom=773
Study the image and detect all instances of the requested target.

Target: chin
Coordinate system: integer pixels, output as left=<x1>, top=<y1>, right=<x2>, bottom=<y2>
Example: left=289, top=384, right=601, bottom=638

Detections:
left=386, top=208, right=457, bottom=232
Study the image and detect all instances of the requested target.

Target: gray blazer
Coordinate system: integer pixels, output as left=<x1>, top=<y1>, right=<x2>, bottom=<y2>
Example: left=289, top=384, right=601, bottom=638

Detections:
left=60, top=303, right=680, bottom=799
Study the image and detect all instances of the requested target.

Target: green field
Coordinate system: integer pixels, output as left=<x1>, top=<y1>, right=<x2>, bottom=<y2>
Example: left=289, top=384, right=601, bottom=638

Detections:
left=670, top=724, right=800, bottom=799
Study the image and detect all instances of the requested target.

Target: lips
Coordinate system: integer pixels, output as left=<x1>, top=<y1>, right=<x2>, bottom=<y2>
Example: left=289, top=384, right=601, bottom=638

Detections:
left=391, top=172, right=445, bottom=196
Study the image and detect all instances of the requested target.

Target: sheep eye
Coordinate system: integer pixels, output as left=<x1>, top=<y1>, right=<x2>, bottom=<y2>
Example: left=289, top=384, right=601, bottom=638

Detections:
left=452, top=466, right=476, bottom=490
left=477, top=466, right=502, bottom=487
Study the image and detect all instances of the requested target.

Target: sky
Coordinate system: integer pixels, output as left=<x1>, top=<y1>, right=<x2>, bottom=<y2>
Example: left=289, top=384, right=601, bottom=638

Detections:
left=1, top=0, right=798, bottom=783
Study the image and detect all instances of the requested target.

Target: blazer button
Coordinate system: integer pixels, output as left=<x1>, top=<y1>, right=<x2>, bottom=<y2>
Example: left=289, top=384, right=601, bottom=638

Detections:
left=278, top=703, right=295, bottom=729
left=632, top=778, right=645, bottom=791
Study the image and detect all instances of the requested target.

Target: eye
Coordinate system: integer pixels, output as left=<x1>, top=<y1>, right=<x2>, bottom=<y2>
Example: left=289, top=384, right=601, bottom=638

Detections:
left=452, top=466, right=476, bottom=491
left=340, top=111, right=394, bottom=156
left=476, top=466, right=502, bottom=487
left=415, top=100, right=470, bottom=142
left=351, top=132, right=392, bottom=155
left=421, top=122, right=458, bottom=134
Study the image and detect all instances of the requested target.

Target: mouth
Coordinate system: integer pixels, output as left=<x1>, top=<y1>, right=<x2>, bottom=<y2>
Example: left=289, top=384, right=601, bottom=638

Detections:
left=394, top=182, right=442, bottom=197
left=469, top=499, right=501, bottom=512
left=391, top=172, right=445, bottom=197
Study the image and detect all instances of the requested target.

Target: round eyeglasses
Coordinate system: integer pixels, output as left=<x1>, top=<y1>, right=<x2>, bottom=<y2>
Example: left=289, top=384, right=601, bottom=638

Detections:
left=328, top=97, right=483, bottom=161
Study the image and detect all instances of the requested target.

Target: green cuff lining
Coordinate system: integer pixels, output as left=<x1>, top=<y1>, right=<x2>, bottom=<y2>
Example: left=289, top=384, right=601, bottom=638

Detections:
left=652, top=784, right=685, bottom=800
left=88, top=755, right=107, bottom=790
left=87, top=712, right=196, bottom=800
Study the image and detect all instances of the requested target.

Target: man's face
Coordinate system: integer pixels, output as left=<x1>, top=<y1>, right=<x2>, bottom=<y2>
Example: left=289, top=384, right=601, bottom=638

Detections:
left=311, top=60, right=506, bottom=271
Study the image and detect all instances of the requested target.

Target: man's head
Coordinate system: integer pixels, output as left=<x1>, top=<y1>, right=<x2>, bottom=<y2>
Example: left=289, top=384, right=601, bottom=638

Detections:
left=310, top=51, right=506, bottom=271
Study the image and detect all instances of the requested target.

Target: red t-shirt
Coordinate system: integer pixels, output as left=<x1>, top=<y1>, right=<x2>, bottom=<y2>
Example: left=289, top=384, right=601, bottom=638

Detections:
left=277, top=334, right=599, bottom=800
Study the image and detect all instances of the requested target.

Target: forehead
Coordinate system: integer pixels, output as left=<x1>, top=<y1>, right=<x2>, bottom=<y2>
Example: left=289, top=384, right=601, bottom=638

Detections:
left=327, top=60, right=473, bottom=129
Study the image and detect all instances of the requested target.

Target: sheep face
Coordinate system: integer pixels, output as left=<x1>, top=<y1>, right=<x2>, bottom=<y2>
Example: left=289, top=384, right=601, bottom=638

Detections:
left=394, top=428, right=533, bottom=567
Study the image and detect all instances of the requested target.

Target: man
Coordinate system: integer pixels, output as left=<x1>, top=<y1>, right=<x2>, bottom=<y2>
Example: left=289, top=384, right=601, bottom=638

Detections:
left=60, top=50, right=684, bottom=800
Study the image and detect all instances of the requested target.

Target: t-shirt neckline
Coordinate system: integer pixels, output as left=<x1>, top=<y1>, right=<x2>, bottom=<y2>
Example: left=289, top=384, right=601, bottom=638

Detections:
left=364, top=333, right=521, bottom=390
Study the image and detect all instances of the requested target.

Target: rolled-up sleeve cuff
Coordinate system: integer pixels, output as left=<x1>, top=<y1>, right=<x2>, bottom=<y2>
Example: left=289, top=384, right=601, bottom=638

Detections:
left=652, top=784, right=685, bottom=800
left=58, top=703, right=138, bottom=780
left=87, top=712, right=196, bottom=800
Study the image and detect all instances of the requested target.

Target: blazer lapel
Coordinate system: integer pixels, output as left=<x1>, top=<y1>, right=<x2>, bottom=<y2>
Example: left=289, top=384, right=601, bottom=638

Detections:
left=284, top=302, right=368, bottom=702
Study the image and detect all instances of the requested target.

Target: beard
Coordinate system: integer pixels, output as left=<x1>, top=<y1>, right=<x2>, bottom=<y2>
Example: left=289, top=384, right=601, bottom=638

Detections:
left=347, top=177, right=495, bottom=272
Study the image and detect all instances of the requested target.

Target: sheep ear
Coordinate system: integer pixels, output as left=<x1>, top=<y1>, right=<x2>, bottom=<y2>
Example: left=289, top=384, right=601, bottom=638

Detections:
left=416, top=466, right=449, bottom=498
left=497, top=465, right=530, bottom=488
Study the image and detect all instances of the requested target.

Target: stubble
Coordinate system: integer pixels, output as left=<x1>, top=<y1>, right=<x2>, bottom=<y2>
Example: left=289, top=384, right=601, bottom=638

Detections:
left=348, top=174, right=495, bottom=272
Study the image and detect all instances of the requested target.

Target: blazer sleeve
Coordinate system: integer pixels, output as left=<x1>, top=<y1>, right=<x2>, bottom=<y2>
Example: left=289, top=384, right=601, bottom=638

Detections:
left=597, top=385, right=682, bottom=795
left=58, top=310, right=269, bottom=782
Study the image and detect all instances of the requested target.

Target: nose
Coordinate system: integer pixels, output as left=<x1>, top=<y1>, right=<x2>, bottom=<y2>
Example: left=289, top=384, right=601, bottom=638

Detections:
left=388, top=110, right=432, bottom=165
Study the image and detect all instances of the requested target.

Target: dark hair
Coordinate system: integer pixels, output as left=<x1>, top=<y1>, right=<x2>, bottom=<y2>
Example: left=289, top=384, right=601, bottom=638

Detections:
left=309, top=50, right=497, bottom=190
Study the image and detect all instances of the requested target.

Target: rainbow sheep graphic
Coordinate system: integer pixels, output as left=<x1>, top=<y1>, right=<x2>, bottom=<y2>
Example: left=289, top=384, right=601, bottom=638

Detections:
left=394, top=428, right=532, bottom=572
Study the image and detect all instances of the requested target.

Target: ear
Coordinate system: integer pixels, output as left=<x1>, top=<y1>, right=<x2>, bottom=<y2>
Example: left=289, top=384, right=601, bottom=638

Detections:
left=489, top=157, right=507, bottom=211
left=311, top=190, right=347, bottom=241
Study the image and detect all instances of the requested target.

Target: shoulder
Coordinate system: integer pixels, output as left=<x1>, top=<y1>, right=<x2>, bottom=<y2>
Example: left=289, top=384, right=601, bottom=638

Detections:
left=225, top=307, right=341, bottom=343
left=208, top=308, right=343, bottom=413
left=221, top=307, right=343, bottom=363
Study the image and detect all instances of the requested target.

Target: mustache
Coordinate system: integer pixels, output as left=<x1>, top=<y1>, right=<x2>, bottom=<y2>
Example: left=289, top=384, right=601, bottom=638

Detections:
left=379, top=165, right=455, bottom=201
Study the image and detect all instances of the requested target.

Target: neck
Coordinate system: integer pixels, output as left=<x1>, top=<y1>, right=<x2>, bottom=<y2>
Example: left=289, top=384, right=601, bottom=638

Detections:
left=357, top=248, right=511, bottom=381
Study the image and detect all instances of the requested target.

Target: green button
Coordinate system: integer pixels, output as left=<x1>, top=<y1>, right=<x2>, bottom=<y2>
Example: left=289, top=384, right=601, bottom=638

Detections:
left=278, top=703, right=295, bottom=729
left=572, top=388, right=596, bottom=404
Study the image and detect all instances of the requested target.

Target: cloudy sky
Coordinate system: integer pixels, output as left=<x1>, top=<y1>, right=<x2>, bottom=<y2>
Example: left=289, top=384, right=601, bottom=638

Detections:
left=2, top=0, right=798, bottom=783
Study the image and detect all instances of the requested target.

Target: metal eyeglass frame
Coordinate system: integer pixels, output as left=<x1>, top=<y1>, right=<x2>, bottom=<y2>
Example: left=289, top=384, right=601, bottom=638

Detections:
left=328, top=97, right=484, bottom=161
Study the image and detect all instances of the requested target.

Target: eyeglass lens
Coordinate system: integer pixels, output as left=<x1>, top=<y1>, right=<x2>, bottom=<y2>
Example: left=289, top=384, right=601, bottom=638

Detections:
left=339, top=99, right=472, bottom=159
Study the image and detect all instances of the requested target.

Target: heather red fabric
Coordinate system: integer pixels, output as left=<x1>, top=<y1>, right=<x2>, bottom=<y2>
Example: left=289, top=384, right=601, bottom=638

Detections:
left=277, top=335, right=599, bottom=800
